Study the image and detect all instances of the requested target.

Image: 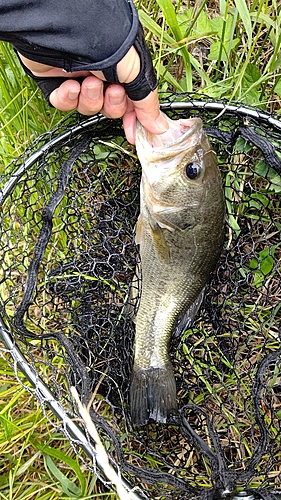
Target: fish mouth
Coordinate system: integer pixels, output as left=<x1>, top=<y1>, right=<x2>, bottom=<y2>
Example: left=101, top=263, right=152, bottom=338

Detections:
left=136, top=114, right=203, bottom=152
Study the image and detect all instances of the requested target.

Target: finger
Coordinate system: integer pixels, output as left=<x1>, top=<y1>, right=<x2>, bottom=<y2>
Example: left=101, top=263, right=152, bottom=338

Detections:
left=122, top=99, right=137, bottom=145
left=133, top=90, right=168, bottom=135
left=76, top=76, right=104, bottom=116
left=102, top=84, right=127, bottom=119
left=49, top=79, right=81, bottom=111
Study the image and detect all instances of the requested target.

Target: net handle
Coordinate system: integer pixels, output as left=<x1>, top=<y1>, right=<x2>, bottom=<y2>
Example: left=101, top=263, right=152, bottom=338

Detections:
left=0, top=321, right=146, bottom=500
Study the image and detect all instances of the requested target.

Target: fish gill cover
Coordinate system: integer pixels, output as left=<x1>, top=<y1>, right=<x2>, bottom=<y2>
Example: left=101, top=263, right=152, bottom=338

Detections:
left=0, top=94, right=280, bottom=499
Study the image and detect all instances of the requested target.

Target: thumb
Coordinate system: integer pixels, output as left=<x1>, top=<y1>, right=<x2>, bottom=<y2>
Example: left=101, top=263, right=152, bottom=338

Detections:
left=133, top=90, right=168, bottom=134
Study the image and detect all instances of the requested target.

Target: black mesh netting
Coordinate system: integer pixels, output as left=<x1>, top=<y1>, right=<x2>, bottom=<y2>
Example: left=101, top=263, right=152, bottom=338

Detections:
left=0, top=94, right=281, bottom=500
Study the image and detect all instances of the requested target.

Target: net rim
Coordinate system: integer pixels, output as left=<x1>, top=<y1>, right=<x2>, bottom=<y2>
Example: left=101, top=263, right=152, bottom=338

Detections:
left=1, top=97, right=281, bottom=205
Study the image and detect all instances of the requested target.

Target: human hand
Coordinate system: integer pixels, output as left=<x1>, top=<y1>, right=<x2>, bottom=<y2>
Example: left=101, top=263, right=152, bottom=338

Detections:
left=19, top=46, right=168, bottom=145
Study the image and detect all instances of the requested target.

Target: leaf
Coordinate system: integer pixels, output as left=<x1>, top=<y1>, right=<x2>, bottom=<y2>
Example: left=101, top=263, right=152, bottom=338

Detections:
left=249, top=192, right=271, bottom=209
left=255, top=160, right=281, bottom=193
left=233, top=137, right=252, bottom=154
left=272, top=54, right=281, bottom=72
left=227, top=214, right=241, bottom=235
left=240, top=62, right=263, bottom=103
left=44, top=454, right=82, bottom=498
left=243, top=63, right=261, bottom=85
left=274, top=78, right=281, bottom=98
left=15, top=451, right=42, bottom=477
left=33, top=443, right=86, bottom=494
left=260, top=255, right=275, bottom=276
left=210, top=15, right=234, bottom=40
left=234, top=0, right=252, bottom=45
left=208, top=38, right=240, bottom=61
left=177, top=9, right=194, bottom=36
left=249, top=244, right=280, bottom=289
left=196, top=10, right=213, bottom=34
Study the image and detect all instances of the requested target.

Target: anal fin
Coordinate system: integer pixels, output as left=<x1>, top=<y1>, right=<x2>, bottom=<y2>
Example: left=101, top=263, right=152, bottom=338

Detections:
left=174, top=287, right=205, bottom=338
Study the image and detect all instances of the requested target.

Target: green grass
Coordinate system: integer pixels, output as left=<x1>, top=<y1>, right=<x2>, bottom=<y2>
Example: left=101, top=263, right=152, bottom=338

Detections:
left=136, top=0, right=281, bottom=108
left=0, top=42, right=64, bottom=167
left=0, top=360, right=118, bottom=499
left=0, top=0, right=281, bottom=498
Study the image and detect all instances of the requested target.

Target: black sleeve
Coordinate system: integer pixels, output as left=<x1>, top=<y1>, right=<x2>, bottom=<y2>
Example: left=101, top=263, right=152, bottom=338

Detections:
left=0, top=0, right=157, bottom=103
left=0, top=0, right=139, bottom=72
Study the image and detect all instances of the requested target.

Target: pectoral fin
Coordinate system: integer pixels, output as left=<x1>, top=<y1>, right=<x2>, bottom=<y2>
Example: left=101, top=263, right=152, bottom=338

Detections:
left=150, top=223, right=170, bottom=263
left=135, top=214, right=170, bottom=263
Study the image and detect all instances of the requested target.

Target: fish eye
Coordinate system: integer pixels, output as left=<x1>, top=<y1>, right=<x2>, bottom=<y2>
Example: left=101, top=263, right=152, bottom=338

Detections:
left=185, top=162, right=201, bottom=179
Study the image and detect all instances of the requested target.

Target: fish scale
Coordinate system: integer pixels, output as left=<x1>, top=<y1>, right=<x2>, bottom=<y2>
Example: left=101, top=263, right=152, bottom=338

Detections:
left=130, top=113, right=225, bottom=425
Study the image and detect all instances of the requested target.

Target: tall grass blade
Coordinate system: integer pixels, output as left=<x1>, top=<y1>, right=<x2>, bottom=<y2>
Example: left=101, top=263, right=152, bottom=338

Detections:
left=44, top=454, right=82, bottom=497
left=234, top=0, right=253, bottom=46
left=138, top=10, right=175, bottom=45
left=155, top=0, right=182, bottom=41
left=155, top=0, right=192, bottom=91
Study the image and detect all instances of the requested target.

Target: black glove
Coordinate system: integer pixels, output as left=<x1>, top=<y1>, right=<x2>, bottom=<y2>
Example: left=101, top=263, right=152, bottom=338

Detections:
left=19, top=25, right=157, bottom=105
left=103, top=25, right=158, bottom=101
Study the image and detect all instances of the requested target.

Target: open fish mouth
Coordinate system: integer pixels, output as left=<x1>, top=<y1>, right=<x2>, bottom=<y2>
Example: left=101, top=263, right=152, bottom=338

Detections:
left=136, top=114, right=203, bottom=152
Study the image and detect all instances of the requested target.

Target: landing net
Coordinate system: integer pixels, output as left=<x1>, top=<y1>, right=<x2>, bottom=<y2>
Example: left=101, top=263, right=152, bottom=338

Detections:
left=0, top=94, right=280, bottom=499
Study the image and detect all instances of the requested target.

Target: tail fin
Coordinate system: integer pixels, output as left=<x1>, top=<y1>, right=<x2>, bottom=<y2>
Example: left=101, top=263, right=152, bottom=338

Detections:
left=130, top=365, right=177, bottom=426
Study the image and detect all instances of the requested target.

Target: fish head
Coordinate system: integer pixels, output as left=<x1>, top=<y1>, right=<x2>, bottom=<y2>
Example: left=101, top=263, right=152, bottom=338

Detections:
left=135, top=113, right=222, bottom=234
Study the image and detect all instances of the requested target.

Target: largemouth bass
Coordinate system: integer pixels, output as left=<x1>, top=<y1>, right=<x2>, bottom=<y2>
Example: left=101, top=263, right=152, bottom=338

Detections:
left=130, top=112, right=225, bottom=426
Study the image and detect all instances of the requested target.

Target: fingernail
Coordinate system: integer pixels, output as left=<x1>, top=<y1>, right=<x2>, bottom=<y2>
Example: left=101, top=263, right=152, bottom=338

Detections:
left=68, top=90, right=80, bottom=100
left=155, top=114, right=169, bottom=133
left=86, top=86, right=102, bottom=100
left=109, top=94, right=126, bottom=106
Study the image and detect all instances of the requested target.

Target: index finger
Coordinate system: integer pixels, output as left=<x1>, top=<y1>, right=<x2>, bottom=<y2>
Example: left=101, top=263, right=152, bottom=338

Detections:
left=133, top=90, right=168, bottom=135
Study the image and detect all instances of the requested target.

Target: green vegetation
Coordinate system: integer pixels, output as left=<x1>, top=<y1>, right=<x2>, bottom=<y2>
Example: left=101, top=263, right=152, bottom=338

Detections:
left=0, top=0, right=281, bottom=498
left=137, top=0, right=281, bottom=108
left=0, top=43, right=64, bottom=165
left=0, top=364, right=117, bottom=499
